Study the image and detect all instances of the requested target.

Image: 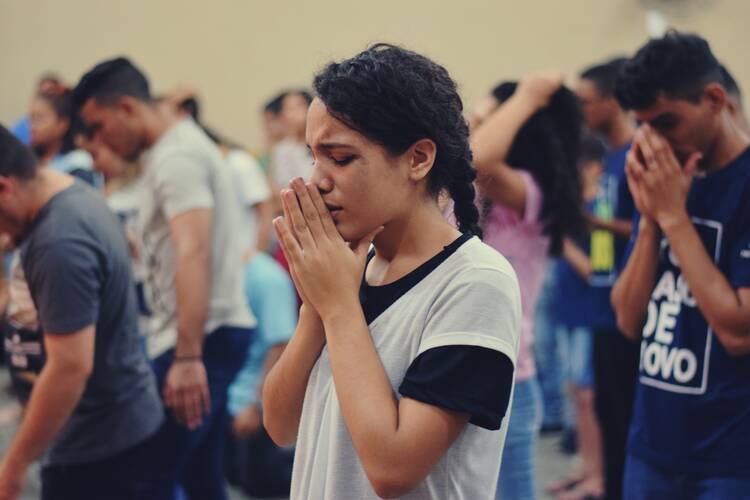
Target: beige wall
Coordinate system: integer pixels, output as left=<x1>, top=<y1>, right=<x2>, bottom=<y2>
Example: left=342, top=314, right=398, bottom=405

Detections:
left=1, top=0, right=747, bottom=150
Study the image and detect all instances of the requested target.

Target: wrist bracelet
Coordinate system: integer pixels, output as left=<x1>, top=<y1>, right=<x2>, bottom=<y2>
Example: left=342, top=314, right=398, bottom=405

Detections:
left=173, top=355, right=202, bottom=363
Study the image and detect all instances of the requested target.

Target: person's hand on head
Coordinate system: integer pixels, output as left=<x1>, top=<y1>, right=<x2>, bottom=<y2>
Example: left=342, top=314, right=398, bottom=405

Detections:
left=518, top=71, right=565, bottom=109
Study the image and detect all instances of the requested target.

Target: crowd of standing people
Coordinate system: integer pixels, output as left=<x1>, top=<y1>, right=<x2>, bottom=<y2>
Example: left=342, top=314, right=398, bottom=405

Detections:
left=0, top=29, right=747, bottom=500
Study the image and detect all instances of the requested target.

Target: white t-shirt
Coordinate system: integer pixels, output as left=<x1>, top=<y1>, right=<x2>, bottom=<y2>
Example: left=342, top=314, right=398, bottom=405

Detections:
left=138, top=119, right=255, bottom=358
left=225, top=149, right=271, bottom=253
left=269, top=138, right=313, bottom=188
left=291, top=236, right=521, bottom=500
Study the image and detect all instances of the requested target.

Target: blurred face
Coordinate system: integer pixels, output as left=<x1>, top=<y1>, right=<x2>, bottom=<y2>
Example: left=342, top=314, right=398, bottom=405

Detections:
left=633, top=91, right=721, bottom=164
left=575, top=79, right=613, bottom=132
left=0, top=177, right=29, bottom=238
left=29, top=97, right=68, bottom=150
left=282, top=93, right=310, bottom=137
left=305, top=98, right=418, bottom=242
left=79, top=97, right=146, bottom=162
left=75, top=134, right=129, bottom=180
left=263, top=110, right=286, bottom=146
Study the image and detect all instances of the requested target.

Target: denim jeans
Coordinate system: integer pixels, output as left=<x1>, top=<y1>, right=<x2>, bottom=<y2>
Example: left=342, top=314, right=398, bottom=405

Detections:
left=533, top=265, right=565, bottom=429
left=497, top=378, right=543, bottom=500
left=149, top=326, right=253, bottom=500
left=623, top=454, right=750, bottom=500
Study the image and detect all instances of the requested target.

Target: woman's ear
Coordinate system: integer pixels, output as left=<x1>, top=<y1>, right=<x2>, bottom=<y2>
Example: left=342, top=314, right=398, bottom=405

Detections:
left=408, top=138, right=437, bottom=182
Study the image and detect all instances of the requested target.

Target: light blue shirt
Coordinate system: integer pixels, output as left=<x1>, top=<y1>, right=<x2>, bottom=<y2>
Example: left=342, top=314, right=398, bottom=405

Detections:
left=227, top=252, right=297, bottom=415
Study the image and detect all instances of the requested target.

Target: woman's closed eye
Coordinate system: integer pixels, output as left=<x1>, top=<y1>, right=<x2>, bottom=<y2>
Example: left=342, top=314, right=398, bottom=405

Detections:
left=331, top=154, right=356, bottom=166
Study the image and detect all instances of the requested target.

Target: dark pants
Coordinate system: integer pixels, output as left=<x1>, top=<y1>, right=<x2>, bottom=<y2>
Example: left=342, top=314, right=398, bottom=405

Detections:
left=593, top=328, right=639, bottom=500
left=225, top=425, right=294, bottom=498
left=41, top=431, right=164, bottom=500
left=150, top=326, right=253, bottom=500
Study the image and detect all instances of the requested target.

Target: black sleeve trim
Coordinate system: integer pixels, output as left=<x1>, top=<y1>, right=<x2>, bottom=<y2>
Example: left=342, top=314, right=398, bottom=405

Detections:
left=398, top=345, right=514, bottom=431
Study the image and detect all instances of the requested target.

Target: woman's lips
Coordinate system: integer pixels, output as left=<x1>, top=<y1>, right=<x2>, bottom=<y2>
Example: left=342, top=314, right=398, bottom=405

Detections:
left=325, top=204, right=343, bottom=221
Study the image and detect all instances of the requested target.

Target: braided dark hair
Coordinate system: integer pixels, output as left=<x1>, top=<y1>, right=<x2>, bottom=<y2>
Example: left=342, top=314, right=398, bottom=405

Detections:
left=313, top=43, right=482, bottom=238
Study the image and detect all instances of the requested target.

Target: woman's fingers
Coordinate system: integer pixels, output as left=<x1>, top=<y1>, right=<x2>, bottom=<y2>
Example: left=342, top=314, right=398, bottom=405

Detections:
left=282, top=189, right=317, bottom=249
left=306, top=182, right=340, bottom=239
left=291, top=178, right=326, bottom=240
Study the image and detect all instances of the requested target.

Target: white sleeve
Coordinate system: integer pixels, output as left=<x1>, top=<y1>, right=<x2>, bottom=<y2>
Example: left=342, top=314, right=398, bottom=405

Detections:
left=228, top=151, right=271, bottom=207
left=419, top=267, right=521, bottom=366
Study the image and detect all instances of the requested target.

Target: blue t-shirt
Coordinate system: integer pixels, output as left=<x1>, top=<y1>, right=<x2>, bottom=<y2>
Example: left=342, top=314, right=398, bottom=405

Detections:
left=11, top=116, right=31, bottom=145
left=549, top=202, right=598, bottom=329
left=588, top=144, right=635, bottom=329
left=627, top=146, right=750, bottom=476
left=227, top=252, right=297, bottom=415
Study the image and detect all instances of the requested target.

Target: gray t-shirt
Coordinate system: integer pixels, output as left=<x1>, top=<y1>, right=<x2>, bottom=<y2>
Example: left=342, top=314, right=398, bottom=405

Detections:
left=20, top=181, right=163, bottom=466
left=139, top=119, right=255, bottom=358
left=291, top=237, right=521, bottom=499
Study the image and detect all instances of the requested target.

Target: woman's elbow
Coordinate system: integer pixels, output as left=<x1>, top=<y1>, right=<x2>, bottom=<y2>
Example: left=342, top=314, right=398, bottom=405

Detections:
left=262, top=411, right=297, bottom=448
left=368, top=469, right=421, bottom=499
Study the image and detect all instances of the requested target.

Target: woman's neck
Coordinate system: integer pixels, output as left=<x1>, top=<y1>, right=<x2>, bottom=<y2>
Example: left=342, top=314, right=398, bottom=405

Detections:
left=368, top=201, right=461, bottom=286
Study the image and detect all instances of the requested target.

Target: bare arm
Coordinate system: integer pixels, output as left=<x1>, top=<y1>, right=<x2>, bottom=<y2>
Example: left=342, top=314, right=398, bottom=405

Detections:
left=262, top=305, right=326, bottom=446
left=0, top=327, right=94, bottom=496
left=254, top=200, right=273, bottom=253
left=470, top=72, right=563, bottom=216
left=163, top=208, right=212, bottom=429
left=590, top=216, right=633, bottom=239
left=611, top=217, right=661, bottom=340
left=562, top=237, right=592, bottom=281
left=661, top=215, right=750, bottom=356
left=170, top=208, right=212, bottom=356
left=322, top=306, right=469, bottom=498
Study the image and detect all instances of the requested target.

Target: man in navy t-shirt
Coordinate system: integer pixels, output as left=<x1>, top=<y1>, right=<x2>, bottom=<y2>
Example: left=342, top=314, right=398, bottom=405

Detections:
left=612, top=31, right=750, bottom=498
left=575, top=57, right=639, bottom=500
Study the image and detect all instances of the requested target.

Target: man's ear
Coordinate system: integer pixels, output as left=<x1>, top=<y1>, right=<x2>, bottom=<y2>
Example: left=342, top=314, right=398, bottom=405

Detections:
left=408, top=138, right=437, bottom=182
left=117, top=96, right=142, bottom=118
left=703, top=82, right=727, bottom=113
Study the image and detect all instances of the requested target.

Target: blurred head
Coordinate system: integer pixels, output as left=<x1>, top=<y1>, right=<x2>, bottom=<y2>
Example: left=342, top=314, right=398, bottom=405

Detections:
left=263, top=91, right=288, bottom=146
left=578, top=133, right=606, bottom=195
left=720, top=64, right=749, bottom=133
left=577, top=57, right=628, bottom=132
left=489, top=82, right=586, bottom=255
left=0, top=125, right=39, bottom=236
left=615, top=31, right=727, bottom=163
left=281, top=90, right=312, bottom=140
left=310, top=43, right=481, bottom=242
left=29, top=88, right=75, bottom=157
left=36, top=73, right=63, bottom=94
left=75, top=132, right=129, bottom=180
left=73, top=57, right=153, bottom=162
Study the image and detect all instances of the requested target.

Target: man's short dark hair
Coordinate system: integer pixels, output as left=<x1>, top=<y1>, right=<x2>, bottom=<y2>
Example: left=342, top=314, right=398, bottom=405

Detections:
left=0, top=125, right=37, bottom=180
left=72, top=57, right=151, bottom=110
left=580, top=57, right=628, bottom=98
left=720, top=64, right=741, bottom=102
left=615, top=31, right=722, bottom=110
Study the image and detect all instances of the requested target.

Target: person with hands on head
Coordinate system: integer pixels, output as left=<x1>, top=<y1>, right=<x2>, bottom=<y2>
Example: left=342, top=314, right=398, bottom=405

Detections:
left=73, top=57, right=256, bottom=500
left=262, top=44, right=522, bottom=500
left=611, top=31, right=750, bottom=499
left=471, top=72, right=586, bottom=500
